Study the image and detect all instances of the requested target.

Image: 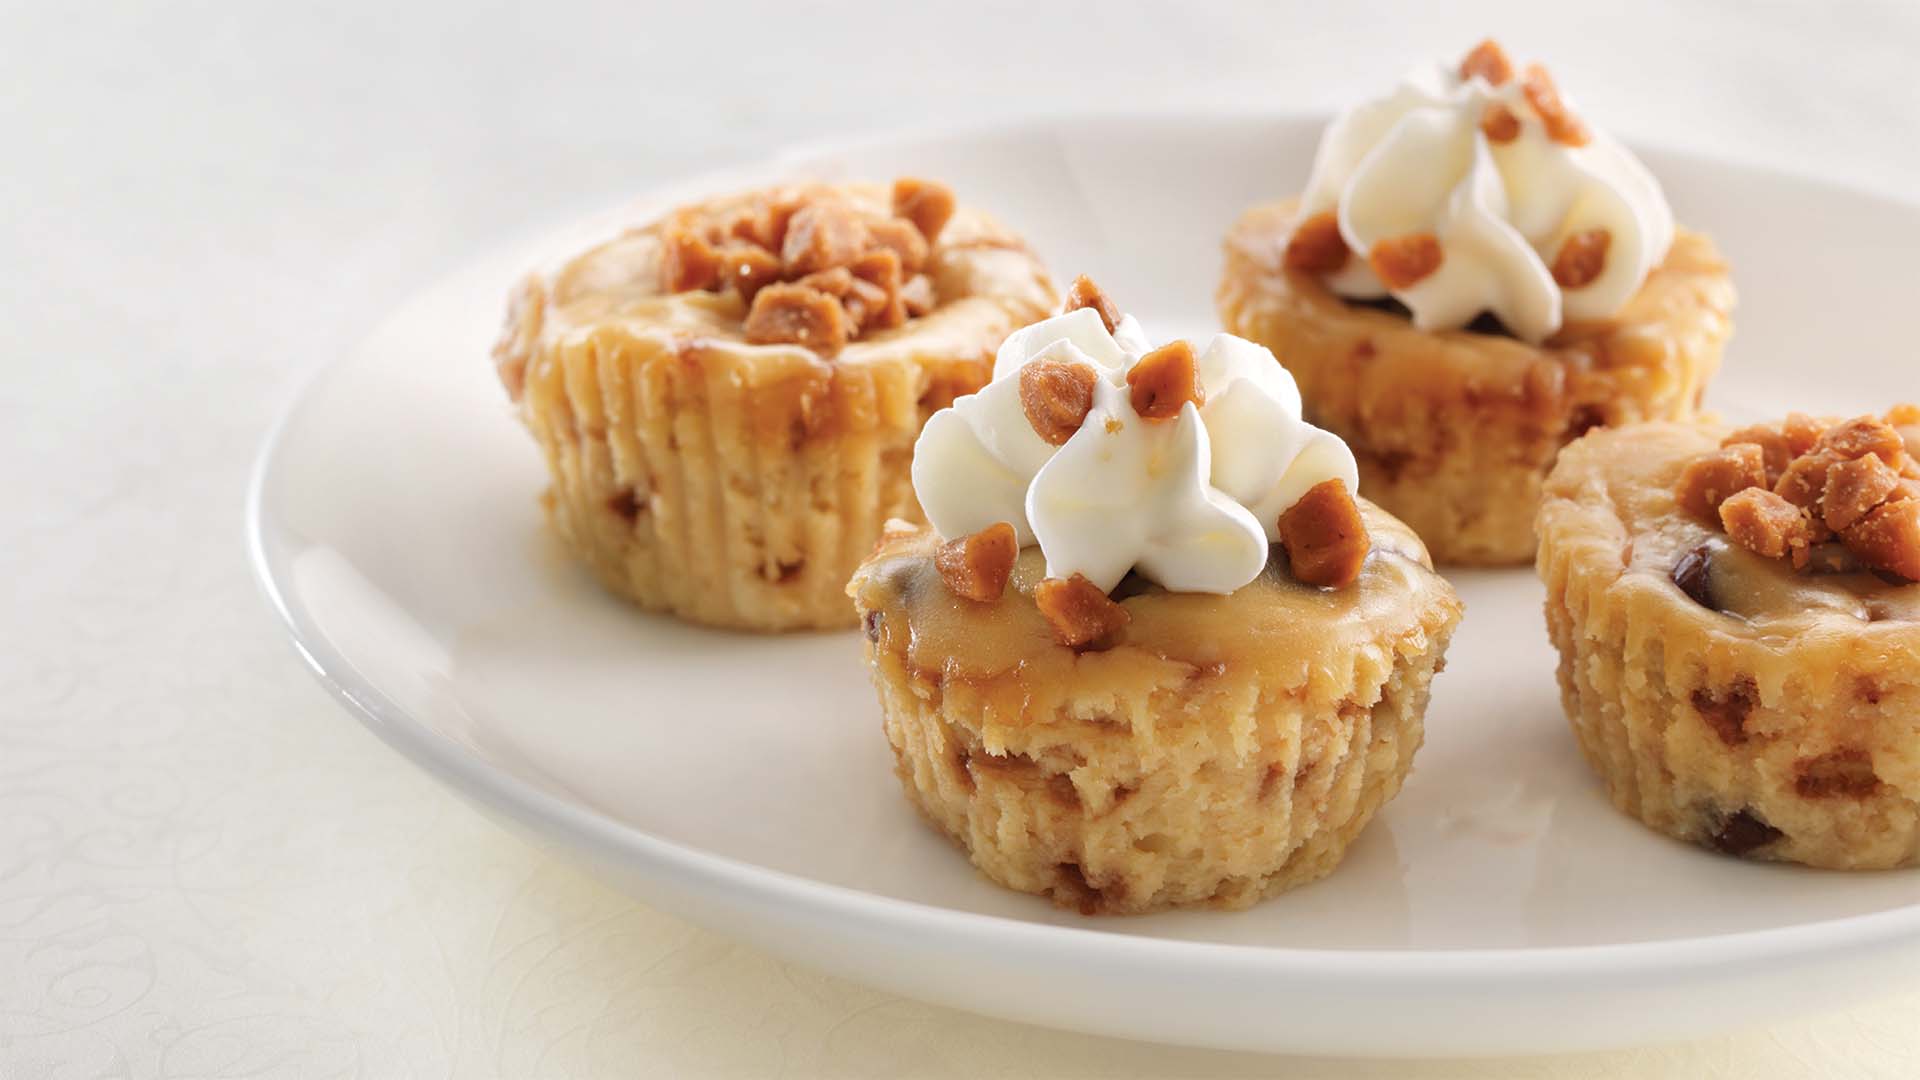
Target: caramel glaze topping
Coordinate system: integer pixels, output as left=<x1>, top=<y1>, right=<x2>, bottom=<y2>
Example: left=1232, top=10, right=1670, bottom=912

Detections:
left=849, top=503, right=1454, bottom=714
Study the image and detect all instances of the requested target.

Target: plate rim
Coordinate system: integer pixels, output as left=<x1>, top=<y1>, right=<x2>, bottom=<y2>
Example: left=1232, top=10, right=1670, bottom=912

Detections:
left=245, top=108, right=1920, bottom=989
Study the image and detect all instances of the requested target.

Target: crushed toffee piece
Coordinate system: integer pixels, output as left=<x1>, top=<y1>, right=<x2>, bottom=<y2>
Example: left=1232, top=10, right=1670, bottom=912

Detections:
left=1368, top=232, right=1444, bottom=290
left=660, top=227, right=724, bottom=293
left=1823, top=453, right=1902, bottom=532
left=1676, top=443, right=1767, bottom=519
left=656, top=179, right=953, bottom=354
left=1678, top=408, right=1920, bottom=582
left=866, top=217, right=930, bottom=272
left=1125, top=340, right=1203, bottom=420
left=935, top=522, right=1018, bottom=602
left=892, top=177, right=957, bottom=246
left=1458, top=39, right=1515, bottom=86
left=781, top=201, right=869, bottom=277
left=1033, top=573, right=1130, bottom=650
left=1723, top=415, right=1820, bottom=484
left=1018, top=355, right=1099, bottom=446
left=1284, top=210, right=1351, bottom=274
left=1479, top=102, right=1521, bottom=143
left=1062, top=274, right=1123, bottom=334
left=1520, top=63, right=1590, bottom=147
left=1550, top=229, right=1611, bottom=289
left=1719, top=487, right=1814, bottom=568
left=743, top=283, right=849, bottom=351
left=718, top=245, right=783, bottom=303
left=1845, top=499, right=1920, bottom=581
left=1278, top=478, right=1371, bottom=588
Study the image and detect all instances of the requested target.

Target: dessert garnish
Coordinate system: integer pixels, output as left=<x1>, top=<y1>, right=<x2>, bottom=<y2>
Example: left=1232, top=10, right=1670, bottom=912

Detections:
left=658, top=177, right=955, bottom=354
left=912, top=276, right=1369, bottom=643
left=1674, top=408, right=1920, bottom=581
left=1290, top=38, right=1673, bottom=343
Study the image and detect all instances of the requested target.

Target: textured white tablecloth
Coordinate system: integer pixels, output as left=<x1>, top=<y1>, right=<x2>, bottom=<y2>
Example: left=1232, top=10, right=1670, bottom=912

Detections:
left=8, top=2, right=1920, bottom=1076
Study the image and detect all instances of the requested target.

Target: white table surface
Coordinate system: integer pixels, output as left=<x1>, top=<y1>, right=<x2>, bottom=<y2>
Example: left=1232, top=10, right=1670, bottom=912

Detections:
left=8, top=2, right=1920, bottom=1076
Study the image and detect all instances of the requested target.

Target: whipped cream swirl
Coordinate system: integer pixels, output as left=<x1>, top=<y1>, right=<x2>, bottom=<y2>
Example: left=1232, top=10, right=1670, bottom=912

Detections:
left=911, top=307, right=1357, bottom=594
left=1300, top=42, right=1674, bottom=343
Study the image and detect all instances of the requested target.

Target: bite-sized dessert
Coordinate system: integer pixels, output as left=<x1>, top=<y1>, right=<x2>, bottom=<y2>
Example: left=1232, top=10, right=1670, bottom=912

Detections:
left=493, top=178, right=1056, bottom=631
left=1220, top=38, right=1735, bottom=565
left=848, top=278, right=1462, bottom=913
left=1538, top=407, right=1920, bottom=868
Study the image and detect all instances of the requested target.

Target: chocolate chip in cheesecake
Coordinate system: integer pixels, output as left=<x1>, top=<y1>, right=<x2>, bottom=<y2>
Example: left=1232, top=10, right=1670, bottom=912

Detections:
left=1710, top=809, right=1784, bottom=856
left=1670, top=540, right=1734, bottom=613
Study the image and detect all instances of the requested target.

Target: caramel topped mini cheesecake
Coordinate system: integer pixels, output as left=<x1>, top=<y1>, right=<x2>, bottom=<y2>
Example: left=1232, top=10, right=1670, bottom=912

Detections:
left=849, top=278, right=1461, bottom=913
left=1538, top=409, right=1920, bottom=868
left=494, top=179, right=1055, bottom=630
left=1220, top=39, right=1735, bottom=565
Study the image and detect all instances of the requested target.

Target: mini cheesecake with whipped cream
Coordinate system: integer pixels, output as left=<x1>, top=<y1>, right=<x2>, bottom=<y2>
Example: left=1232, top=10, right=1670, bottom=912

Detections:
left=847, top=277, right=1462, bottom=914
left=1220, top=38, right=1735, bottom=565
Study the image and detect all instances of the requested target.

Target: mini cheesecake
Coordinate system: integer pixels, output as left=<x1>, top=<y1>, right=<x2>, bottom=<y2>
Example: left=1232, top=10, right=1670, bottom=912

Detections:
left=494, top=179, right=1055, bottom=631
left=1537, top=408, right=1920, bottom=867
left=1220, top=39, right=1734, bottom=565
left=849, top=278, right=1462, bottom=912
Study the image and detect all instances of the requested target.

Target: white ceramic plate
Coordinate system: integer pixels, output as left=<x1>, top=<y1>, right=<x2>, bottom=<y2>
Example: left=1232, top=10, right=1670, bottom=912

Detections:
left=248, top=114, right=1920, bottom=1058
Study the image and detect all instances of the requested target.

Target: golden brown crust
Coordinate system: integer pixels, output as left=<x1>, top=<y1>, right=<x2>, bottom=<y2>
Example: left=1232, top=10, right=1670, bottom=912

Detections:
left=848, top=506, right=1461, bottom=912
left=1219, top=197, right=1735, bottom=565
left=1537, top=421, right=1920, bottom=869
left=497, top=181, right=1056, bottom=630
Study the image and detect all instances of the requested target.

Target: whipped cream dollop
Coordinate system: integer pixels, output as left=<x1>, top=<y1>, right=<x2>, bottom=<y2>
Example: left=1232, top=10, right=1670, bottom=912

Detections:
left=1299, top=41, right=1673, bottom=343
left=912, top=306, right=1358, bottom=594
